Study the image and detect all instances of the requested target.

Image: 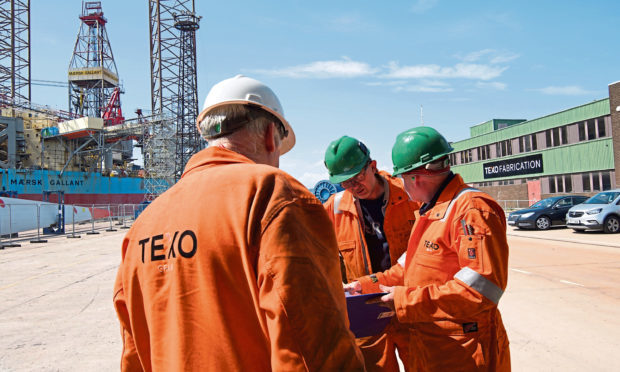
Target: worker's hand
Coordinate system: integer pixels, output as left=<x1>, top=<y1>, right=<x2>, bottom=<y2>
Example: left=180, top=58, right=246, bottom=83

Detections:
left=343, top=281, right=362, bottom=295
left=376, top=284, right=395, bottom=311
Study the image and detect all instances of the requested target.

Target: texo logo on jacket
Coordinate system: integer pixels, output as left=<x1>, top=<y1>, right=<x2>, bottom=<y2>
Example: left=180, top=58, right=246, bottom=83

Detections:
left=424, top=239, right=439, bottom=252
left=138, top=230, right=198, bottom=267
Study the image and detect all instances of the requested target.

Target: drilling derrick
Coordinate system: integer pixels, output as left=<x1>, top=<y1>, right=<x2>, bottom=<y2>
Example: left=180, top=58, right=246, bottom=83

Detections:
left=0, top=0, right=31, bottom=103
left=68, top=1, right=119, bottom=119
left=174, top=10, right=201, bottom=181
left=149, top=0, right=201, bottom=183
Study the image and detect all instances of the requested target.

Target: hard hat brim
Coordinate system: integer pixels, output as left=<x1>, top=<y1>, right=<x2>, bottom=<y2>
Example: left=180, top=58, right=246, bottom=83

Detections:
left=196, top=100, right=296, bottom=155
left=328, top=161, right=367, bottom=184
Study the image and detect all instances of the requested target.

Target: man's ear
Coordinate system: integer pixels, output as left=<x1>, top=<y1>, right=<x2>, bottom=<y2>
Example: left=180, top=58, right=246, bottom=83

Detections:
left=369, top=159, right=378, bottom=173
left=264, top=122, right=277, bottom=153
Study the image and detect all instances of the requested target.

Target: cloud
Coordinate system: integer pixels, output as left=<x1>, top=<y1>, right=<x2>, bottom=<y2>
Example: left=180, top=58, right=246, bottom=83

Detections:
left=461, top=49, right=495, bottom=62
left=363, top=80, right=408, bottom=87
left=536, top=85, right=593, bottom=95
left=476, top=81, right=507, bottom=90
left=254, top=57, right=377, bottom=79
left=395, top=85, right=453, bottom=93
left=411, top=0, right=439, bottom=14
left=394, top=80, right=453, bottom=93
left=458, top=49, right=520, bottom=64
left=490, top=53, right=520, bottom=64
left=383, top=61, right=507, bottom=81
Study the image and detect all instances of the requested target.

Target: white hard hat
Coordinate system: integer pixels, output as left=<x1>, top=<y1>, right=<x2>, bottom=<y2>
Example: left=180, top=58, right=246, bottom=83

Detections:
left=196, top=74, right=296, bottom=154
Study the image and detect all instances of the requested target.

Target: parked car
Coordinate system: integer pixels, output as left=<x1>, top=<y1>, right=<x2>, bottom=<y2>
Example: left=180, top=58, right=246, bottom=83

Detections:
left=507, top=195, right=589, bottom=230
left=566, top=189, right=620, bottom=233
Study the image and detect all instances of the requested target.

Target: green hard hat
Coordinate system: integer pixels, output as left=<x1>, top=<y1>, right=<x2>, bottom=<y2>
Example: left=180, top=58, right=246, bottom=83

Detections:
left=324, top=136, right=370, bottom=184
left=392, top=126, right=453, bottom=176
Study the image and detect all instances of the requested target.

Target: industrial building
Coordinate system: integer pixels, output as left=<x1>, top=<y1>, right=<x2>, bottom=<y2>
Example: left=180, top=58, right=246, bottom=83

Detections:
left=449, top=80, right=620, bottom=205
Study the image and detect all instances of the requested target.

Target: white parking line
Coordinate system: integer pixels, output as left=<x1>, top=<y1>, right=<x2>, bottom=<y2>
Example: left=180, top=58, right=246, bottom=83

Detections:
left=560, top=279, right=585, bottom=287
left=510, top=268, right=532, bottom=274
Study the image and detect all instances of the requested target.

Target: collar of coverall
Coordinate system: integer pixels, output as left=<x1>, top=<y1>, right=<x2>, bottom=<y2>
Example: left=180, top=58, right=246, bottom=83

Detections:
left=180, top=146, right=256, bottom=179
left=339, top=171, right=393, bottom=214
left=419, top=171, right=456, bottom=215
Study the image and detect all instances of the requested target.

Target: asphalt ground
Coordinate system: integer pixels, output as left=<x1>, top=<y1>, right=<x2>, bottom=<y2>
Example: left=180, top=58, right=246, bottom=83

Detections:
left=0, top=222, right=618, bottom=371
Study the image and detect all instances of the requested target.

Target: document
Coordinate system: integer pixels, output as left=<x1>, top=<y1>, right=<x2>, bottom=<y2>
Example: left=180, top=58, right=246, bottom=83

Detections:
left=345, top=292, right=395, bottom=338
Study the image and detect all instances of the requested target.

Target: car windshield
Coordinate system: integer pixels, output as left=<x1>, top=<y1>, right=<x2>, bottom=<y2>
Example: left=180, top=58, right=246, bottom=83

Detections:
left=584, top=191, right=620, bottom=205
left=529, top=198, right=559, bottom=209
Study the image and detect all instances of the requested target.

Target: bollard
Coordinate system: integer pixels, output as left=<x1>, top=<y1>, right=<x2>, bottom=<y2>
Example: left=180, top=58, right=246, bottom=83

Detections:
left=67, top=205, right=81, bottom=239
left=30, top=204, right=48, bottom=243
left=87, top=203, right=99, bottom=235
left=106, top=204, right=117, bottom=232
left=3, top=204, right=21, bottom=248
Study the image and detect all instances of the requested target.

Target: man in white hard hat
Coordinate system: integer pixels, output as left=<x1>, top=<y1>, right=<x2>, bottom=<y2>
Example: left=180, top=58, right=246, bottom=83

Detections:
left=113, top=75, right=365, bottom=371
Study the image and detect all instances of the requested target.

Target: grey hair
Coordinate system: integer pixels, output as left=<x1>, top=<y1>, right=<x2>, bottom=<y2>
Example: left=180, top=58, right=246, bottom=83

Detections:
left=200, top=104, right=280, bottom=154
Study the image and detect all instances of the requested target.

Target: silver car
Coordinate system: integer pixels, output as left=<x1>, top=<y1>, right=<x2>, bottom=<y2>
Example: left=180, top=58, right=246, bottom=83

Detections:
left=566, top=189, right=620, bottom=233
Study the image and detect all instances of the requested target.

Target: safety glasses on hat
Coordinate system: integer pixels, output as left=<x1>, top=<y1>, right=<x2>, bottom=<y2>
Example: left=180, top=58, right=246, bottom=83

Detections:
left=398, top=157, right=450, bottom=181
left=202, top=103, right=289, bottom=140
left=340, top=160, right=371, bottom=188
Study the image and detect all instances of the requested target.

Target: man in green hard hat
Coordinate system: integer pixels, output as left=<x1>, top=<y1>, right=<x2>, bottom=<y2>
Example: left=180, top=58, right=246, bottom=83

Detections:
left=345, top=126, right=511, bottom=371
left=323, top=135, right=419, bottom=372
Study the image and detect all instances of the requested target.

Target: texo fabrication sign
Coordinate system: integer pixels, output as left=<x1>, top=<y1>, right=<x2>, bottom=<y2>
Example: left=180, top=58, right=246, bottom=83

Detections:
left=483, top=154, right=543, bottom=179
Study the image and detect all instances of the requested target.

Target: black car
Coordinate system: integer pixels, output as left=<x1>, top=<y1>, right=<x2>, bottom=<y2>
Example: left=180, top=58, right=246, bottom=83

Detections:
left=507, top=195, right=589, bottom=230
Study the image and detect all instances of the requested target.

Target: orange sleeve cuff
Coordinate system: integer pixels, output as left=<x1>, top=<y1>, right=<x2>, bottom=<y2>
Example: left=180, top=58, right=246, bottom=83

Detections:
left=394, top=286, right=413, bottom=323
left=358, top=274, right=383, bottom=294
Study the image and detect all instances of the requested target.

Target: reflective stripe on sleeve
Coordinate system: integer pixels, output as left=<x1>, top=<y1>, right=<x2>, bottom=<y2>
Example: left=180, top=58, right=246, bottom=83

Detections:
left=397, top=252, right=406, bottom=267
left=454, top=267, right=503, bottom=304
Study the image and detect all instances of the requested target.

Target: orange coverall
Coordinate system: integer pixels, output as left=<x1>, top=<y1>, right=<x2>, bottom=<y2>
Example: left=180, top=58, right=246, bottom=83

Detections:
left=358, top=174, right=511, bottom=371
left=113, top=147, right=364, bottom=371
left=324, top=171, right=419, bottom=372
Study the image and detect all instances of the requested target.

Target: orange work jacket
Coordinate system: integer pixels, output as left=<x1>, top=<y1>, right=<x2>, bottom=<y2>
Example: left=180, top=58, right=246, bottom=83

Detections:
left=359, top=174, right=511, bottom=371
left=324, top=171, right=418, bottom=372
left=113, top=147, right=364, bottom=372
left=323, top=171, right=418, bottom=283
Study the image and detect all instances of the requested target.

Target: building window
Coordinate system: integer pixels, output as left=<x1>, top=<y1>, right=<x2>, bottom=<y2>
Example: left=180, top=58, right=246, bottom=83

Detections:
left=546, top=130, right=552, bottom=147
left=519, top=135, right=533, bottom=153
left=598, top=117, right=606, bottom=137
left=561, top=126, right=568, bottom=145
left=602, top=172, right=611, bottom=190
left=578, top=122, right=586, bottom=141
left=582, top=174, right=591, bottom=191
left=557, top=176, right=564, bottom=193
left=549, top=177, right=556, bottom=193
left=552, top=128, right=560, bottom=147
left=592, top=173, right=600, bottom=191
left=565, top=175, right=572, bottom=193
left=525, top=136, right=532, bottom=152
left=587, top=119, right=596, bottom=140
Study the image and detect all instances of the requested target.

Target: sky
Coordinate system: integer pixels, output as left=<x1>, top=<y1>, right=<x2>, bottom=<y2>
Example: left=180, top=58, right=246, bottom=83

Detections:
left=29, top=0, right=620, bottom=188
